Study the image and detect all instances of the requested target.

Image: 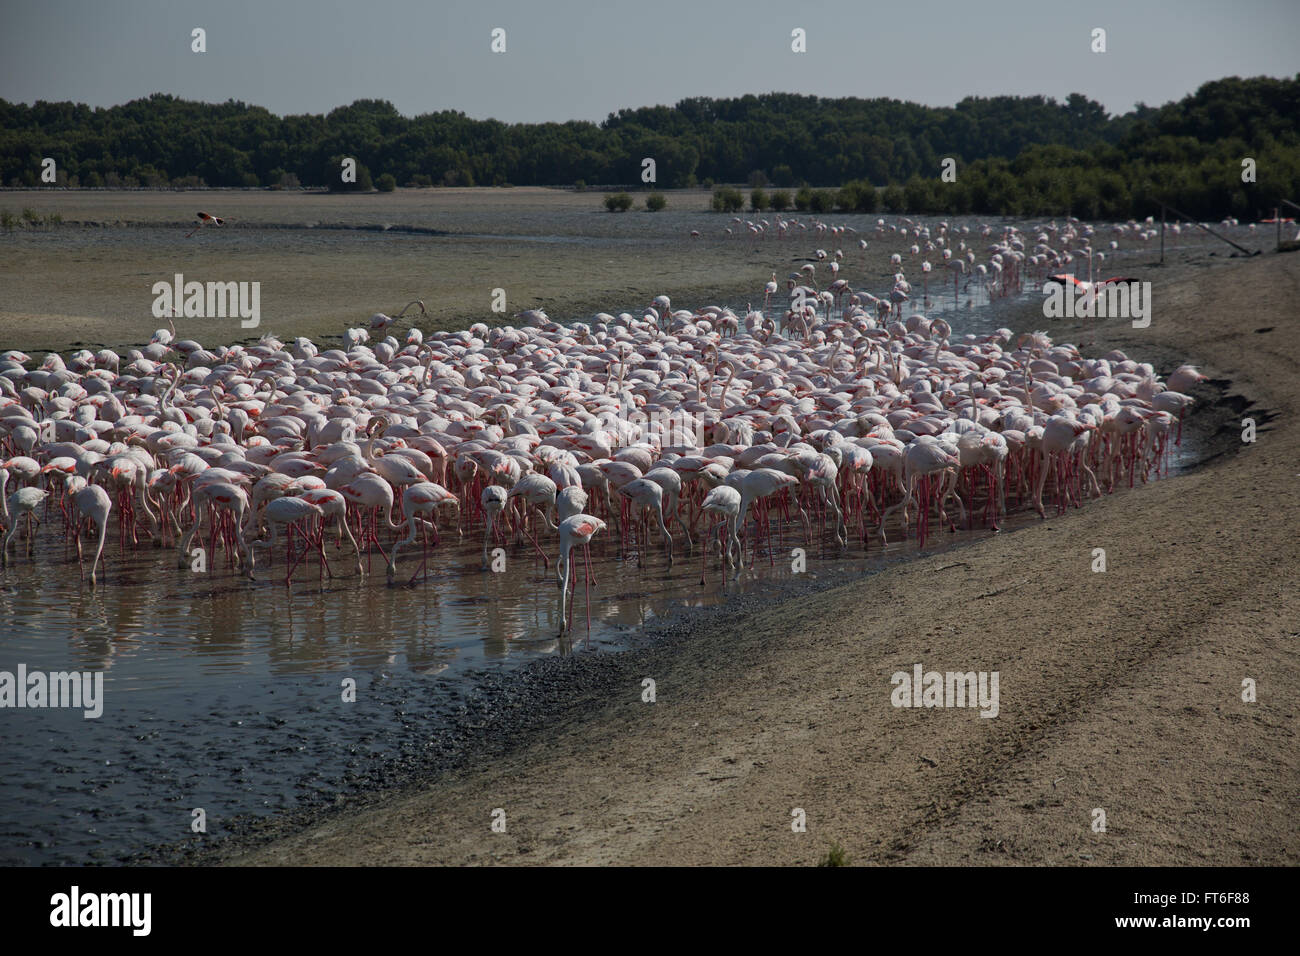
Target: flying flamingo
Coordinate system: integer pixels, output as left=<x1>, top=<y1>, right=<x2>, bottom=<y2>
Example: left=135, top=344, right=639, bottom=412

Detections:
left=1043, top=273, right=1141, bottom=312
left=186, top=211, right=225, bottom=237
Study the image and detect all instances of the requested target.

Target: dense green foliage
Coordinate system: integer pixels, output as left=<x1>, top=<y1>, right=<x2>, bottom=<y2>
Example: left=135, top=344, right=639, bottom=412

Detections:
left=645, top=192, right=667, bottom=212
left=1, top=76, right=1296, bottom=218
left=603, top=192, right=632, bottom=212
left=711, top=186, right=745, bottom=213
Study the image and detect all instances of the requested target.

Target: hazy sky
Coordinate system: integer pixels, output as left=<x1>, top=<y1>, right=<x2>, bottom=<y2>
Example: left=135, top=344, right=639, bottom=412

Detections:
left=1, top=0, right=1295, bottom=122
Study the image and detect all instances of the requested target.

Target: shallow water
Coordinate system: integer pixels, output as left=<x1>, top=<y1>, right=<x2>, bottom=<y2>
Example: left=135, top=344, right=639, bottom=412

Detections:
left=0, top=442, right=1201, bottom=866
left=0, top=217, right=1208, bottom=865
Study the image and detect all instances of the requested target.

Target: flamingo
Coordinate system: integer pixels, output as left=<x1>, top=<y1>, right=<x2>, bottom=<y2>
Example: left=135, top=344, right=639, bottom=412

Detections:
left=389, top=481, right=460, bottom=582
left=0, top=275, right=1192, bottom=644
left=186, top=211, right=225, bottom=237
left=736, top=468, right=801, bottom=567
left=481, top=484, right=508, bottom=569
left=370, top=300, right=427, bottom=333
left=251, top=496, right=325, bottom=584
left=1043, top=273, right=1141, bottom=312
left=69, top=481, right=112, bottom=586
left=1167, top=365, right=1208, bottom=393
left=556, top=485, right=589, bottom=522
left=297, top=487, right=364, bottom=576
left=339, top=472, right=399, bottom=570
left=1033, top=417, right=1101, bottom=517
left=177, top=481, right=251, bottom=574
left=2, top=487, right=49, bottom=562
left=556, top=514, right=606, bottom=636
left=617, top=477, right=673, bottom=568
left=699, top=484, right=741, bottom=582
left=506, top=472, right=559, bottom=558
left=878, top=440, right=960, bottom=547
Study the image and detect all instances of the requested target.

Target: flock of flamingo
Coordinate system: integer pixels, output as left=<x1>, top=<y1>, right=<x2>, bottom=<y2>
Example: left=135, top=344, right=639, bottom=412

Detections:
left=1, top=215, right=1203, bottom=634
left=696, top=214, right=1167, bottom=329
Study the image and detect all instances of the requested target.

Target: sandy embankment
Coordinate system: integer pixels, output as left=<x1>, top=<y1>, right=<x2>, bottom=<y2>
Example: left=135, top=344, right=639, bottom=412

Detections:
left=222, top=249, right=1299, bottom=866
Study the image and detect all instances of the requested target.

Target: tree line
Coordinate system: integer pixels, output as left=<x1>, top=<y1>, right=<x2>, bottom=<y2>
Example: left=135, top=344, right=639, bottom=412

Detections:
left=1, top=75, right=1296, bottom=220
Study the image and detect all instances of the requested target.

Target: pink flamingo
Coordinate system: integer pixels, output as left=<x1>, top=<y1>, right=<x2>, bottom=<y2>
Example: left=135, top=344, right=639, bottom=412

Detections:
left=388, top=482, right=460, bottom=583
left=69, top=480, right=112, bottom=586
left=556, top=514, right=606, bottom=636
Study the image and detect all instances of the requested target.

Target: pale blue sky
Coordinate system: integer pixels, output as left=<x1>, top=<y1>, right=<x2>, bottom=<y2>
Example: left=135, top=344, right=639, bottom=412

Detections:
left=0, top=0, right=1295, bottom=121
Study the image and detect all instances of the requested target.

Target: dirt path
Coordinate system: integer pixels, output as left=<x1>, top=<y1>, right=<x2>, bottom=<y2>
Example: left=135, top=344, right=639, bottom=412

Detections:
left=228, top=250, right=1299, bottom=866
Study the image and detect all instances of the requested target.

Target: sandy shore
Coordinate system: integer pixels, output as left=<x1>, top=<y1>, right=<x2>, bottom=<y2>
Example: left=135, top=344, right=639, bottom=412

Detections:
left=207, top=249, right=1299, bottom=866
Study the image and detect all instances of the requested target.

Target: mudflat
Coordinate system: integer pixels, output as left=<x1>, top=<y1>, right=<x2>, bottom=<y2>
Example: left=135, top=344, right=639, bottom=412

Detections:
left=0, top=187, right=781, bottom=354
